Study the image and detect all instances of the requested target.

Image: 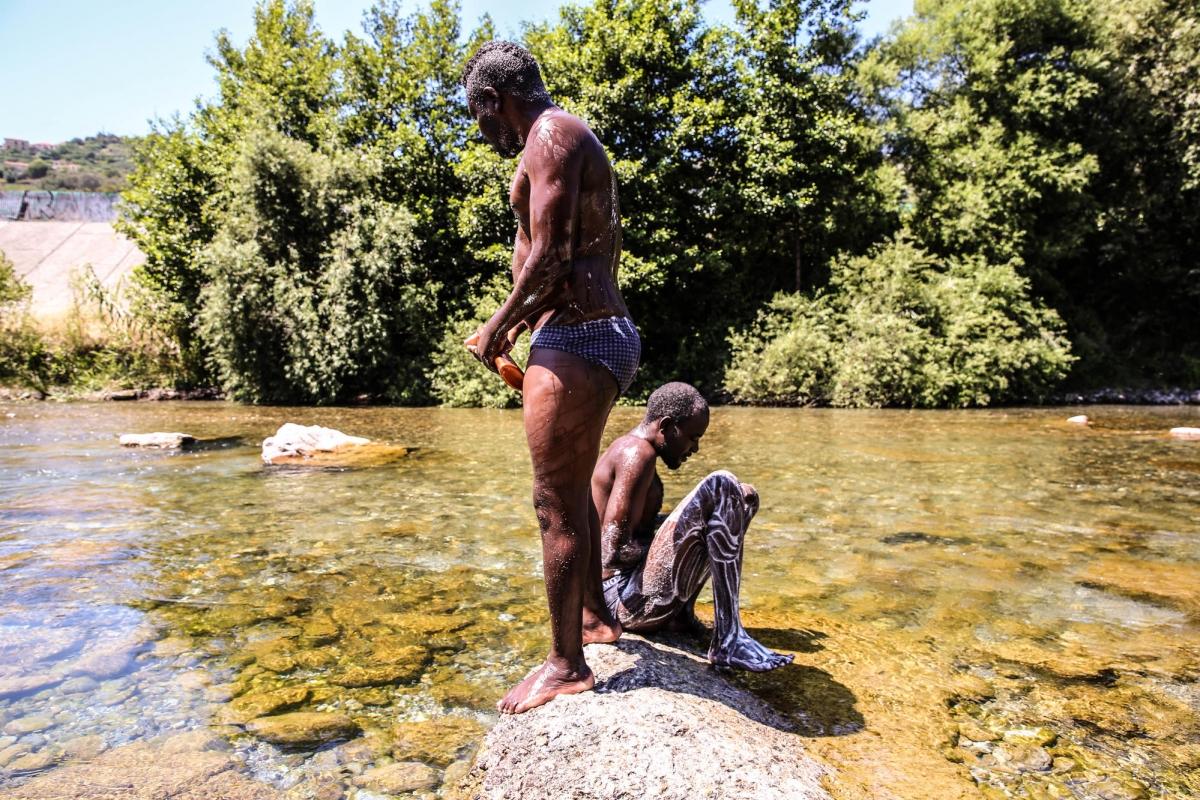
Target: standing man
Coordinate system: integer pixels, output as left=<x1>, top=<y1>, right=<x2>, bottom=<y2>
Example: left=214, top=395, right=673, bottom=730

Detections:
left=592, top=382, right=793, bottom=671
left=462, top=41, right=639, bottom=714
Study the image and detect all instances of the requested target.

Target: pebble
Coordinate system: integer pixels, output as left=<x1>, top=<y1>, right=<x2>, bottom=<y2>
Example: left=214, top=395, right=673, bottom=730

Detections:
left=1169, top=427, right=1200, bottom=439
left=354, top=761, right=440, bottom=794
left=3, top=714, right=55, bottom=736
left=1092, top=777, right=1149, bottom=800
left=59, top=676, right=99, bottom=694
left=6, top=749, right=57, bottom=773
left=60, top=734, right=107, bottom=760
left=1002, top=726, right=1057, bottom=747
left=0, top=743, right=31, bottom=767
left=1066, top=415, right=1089, bottom=425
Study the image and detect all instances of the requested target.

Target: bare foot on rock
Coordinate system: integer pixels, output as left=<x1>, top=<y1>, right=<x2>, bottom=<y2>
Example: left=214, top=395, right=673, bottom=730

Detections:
left=710, top=633, right=794, bottom=672
left=498, top=657, right=595, bottom=714
left=582, top=606, right=621, bottom=645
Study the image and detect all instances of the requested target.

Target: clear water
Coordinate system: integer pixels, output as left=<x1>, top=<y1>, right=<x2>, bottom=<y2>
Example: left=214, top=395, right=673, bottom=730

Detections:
left=0, top=403, right=1197, bottom=799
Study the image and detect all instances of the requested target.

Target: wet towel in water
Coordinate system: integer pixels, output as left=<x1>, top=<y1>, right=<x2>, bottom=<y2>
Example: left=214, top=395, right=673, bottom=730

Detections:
left=530, top=316, right=641, bottom=394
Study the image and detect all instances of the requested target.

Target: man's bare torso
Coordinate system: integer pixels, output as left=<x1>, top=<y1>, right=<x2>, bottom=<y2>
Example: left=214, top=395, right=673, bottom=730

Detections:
left=592, top=434, right=665, bottom=578
left=509, top=109, right=629, bottom=330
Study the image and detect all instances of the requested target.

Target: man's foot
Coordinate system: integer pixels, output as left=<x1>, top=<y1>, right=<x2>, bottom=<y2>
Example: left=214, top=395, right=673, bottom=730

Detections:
left=582, top=606, right=622, bottom=645
left=710, top=634, right=794, bottom=672
left=498, top=657, right=595, bottom=714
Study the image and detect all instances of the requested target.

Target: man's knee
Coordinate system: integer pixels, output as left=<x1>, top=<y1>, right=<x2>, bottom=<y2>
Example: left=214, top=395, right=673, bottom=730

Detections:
left=703, top=470, right=742, bottom=498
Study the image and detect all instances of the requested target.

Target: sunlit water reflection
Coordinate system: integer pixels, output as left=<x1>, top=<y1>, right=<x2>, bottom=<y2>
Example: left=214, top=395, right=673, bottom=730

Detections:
left=0, top=403, right=1196, bottom=798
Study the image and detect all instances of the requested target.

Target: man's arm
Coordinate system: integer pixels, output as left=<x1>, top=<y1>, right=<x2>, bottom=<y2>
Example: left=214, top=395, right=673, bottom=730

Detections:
left=600, top=444, right=656, bottom=572
left=470, top=126, right=583, bottom=369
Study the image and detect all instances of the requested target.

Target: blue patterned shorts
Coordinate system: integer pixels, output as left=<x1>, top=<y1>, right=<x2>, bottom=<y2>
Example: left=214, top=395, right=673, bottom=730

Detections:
left=530, top=316, right=641, bottom=395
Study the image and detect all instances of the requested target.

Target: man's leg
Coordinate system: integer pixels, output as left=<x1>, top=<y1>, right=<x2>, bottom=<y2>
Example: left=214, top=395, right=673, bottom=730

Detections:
left=498, top=347, right=617, bottom=714
left=581, top=492, right=622, bottom=644
left=621, top=471, right=793, bottom=672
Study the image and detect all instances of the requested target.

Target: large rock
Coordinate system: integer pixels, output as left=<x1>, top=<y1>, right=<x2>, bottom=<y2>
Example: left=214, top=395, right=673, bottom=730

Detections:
left=119, top=432, right=196, bottom=448
left=260, top=423, right=369, bottom=464
left=452, top=636, right=831, bottom=800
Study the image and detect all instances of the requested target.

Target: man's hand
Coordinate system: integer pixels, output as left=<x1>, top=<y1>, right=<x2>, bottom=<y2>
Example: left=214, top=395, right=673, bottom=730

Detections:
left=466, top=316, right=506, bottom=374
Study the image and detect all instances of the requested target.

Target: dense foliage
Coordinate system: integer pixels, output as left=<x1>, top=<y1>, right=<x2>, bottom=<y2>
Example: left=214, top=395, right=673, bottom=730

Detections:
left=110, top=0, right=1197, bottom=406
left=726, top=238, right=1074, bottom=406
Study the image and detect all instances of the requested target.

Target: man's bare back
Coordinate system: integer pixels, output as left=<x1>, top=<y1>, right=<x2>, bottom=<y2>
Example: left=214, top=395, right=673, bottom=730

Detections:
left=508, top=110, right=628, bottom=334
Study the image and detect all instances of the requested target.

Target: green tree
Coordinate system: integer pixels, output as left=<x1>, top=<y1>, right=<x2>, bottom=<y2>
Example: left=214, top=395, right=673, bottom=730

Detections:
left=198, top=130, right=438, bottom=404
left=26, top=159, right=50, bottom=179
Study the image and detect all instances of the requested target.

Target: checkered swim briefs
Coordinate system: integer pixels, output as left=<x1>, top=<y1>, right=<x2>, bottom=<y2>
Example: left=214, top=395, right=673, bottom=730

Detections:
left=530, top=316, right=641, bottom=395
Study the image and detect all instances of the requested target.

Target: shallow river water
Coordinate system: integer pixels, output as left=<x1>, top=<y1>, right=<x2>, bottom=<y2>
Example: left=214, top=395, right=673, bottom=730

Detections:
left=0, top=402, right=1197, bottom=799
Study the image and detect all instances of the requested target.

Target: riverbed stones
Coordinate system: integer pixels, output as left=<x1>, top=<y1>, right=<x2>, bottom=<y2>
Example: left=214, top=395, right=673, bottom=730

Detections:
left=3, top=714, right=55, bottom=736
left=299, top=617, right=339, bottom=647
left=355, top=761, right=440, bottom=794
left=0, top=733, right=284, bottom=799
left=60, top=734, right=107, bottom=761
left=331, top=659, right=426, bottom=688
left=5, top=749, right=58, bottom=774
left=119, top=432, right=196, bottom=448
left=392, top=717, right=486, bottom=766
left=1078, top=556, right=1200, bottom=616
left=58, top=676, right=98, bottom=694
left=452, top=636, right=830, bottom=800
left=988, top=743, right=1053, bottom=773
left=0, top=674, right=61, bottom=701
left=230, top=686, right=311, bottom=720
left=247, top=712, right=361, bottom=747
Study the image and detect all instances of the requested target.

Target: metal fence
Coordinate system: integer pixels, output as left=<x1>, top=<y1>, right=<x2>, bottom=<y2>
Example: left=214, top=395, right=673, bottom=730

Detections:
left=0, top=190, right=119, bottom=222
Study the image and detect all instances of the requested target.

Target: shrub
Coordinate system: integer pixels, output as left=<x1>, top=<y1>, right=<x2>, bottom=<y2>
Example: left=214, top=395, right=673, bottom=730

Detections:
left=198, top=130, right=439, bottom=404
left=725, top=238, right=1075, bottom=407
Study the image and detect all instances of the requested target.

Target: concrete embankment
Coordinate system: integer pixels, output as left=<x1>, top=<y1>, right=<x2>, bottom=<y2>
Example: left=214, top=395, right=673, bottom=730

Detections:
left=0, top=220, right=143, bottom=323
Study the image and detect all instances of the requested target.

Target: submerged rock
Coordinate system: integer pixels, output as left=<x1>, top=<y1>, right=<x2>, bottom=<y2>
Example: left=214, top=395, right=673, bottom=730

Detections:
left=1066, top=415, right=1089, bottom=425
left=451, top=636, right=830, bottom=800
left=1169, top=426, right=1200, bottom=439
left=119, top=432, right=196, bottom=448
left=355, top=761, right=440, bottom=794
left=0, top=732, right=282, bottom=799
left=247, top=712, right=360, bottom=747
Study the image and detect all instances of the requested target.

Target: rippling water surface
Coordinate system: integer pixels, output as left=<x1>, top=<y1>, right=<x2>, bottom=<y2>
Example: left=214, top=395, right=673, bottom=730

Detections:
left=0, top=403, right=1197, bottom=799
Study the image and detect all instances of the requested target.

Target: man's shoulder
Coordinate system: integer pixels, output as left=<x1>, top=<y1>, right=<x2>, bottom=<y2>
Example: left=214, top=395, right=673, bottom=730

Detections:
left=610, top=434, right=656, bottom=472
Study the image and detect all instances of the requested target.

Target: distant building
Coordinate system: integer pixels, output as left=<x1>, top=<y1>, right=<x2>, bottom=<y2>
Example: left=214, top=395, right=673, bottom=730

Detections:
left=31, top=142, right=55, bottom=151
left=3, top=138, right=30, bottom=150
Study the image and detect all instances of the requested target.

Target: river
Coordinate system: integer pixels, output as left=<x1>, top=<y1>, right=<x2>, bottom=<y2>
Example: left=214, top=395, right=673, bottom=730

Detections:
left=0, top=402, right=1197, bottom=799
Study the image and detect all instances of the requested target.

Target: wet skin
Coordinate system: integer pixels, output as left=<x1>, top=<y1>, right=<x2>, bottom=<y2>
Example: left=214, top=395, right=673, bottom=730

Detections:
left=466, top=89, right=628, bottom=714
left=591, top=409, right=793, bottom=671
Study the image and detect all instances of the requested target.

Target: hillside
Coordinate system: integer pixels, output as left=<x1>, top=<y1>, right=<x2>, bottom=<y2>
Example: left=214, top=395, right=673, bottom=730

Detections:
left=2, top=133, right=138, bottom=193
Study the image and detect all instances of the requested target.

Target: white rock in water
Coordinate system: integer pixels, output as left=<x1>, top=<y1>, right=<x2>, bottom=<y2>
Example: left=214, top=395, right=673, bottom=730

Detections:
left=119, top=433, right=196, bottom=448
left=1169, top=427, right=1200, bottom=439
left=262, top=423, right=370, bottom=464
left=1066, top=415, right=1089, bottom=425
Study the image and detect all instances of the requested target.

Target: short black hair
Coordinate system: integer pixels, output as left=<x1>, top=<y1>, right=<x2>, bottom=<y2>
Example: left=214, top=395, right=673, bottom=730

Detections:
left=461, top=41, right=551, bottom=106
left=644, top=382, right=707, bottom=424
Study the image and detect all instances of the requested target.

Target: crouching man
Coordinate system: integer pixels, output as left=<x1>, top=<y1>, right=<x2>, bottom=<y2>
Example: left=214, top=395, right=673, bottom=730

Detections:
left=590, top=382, right=792, bottom=671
